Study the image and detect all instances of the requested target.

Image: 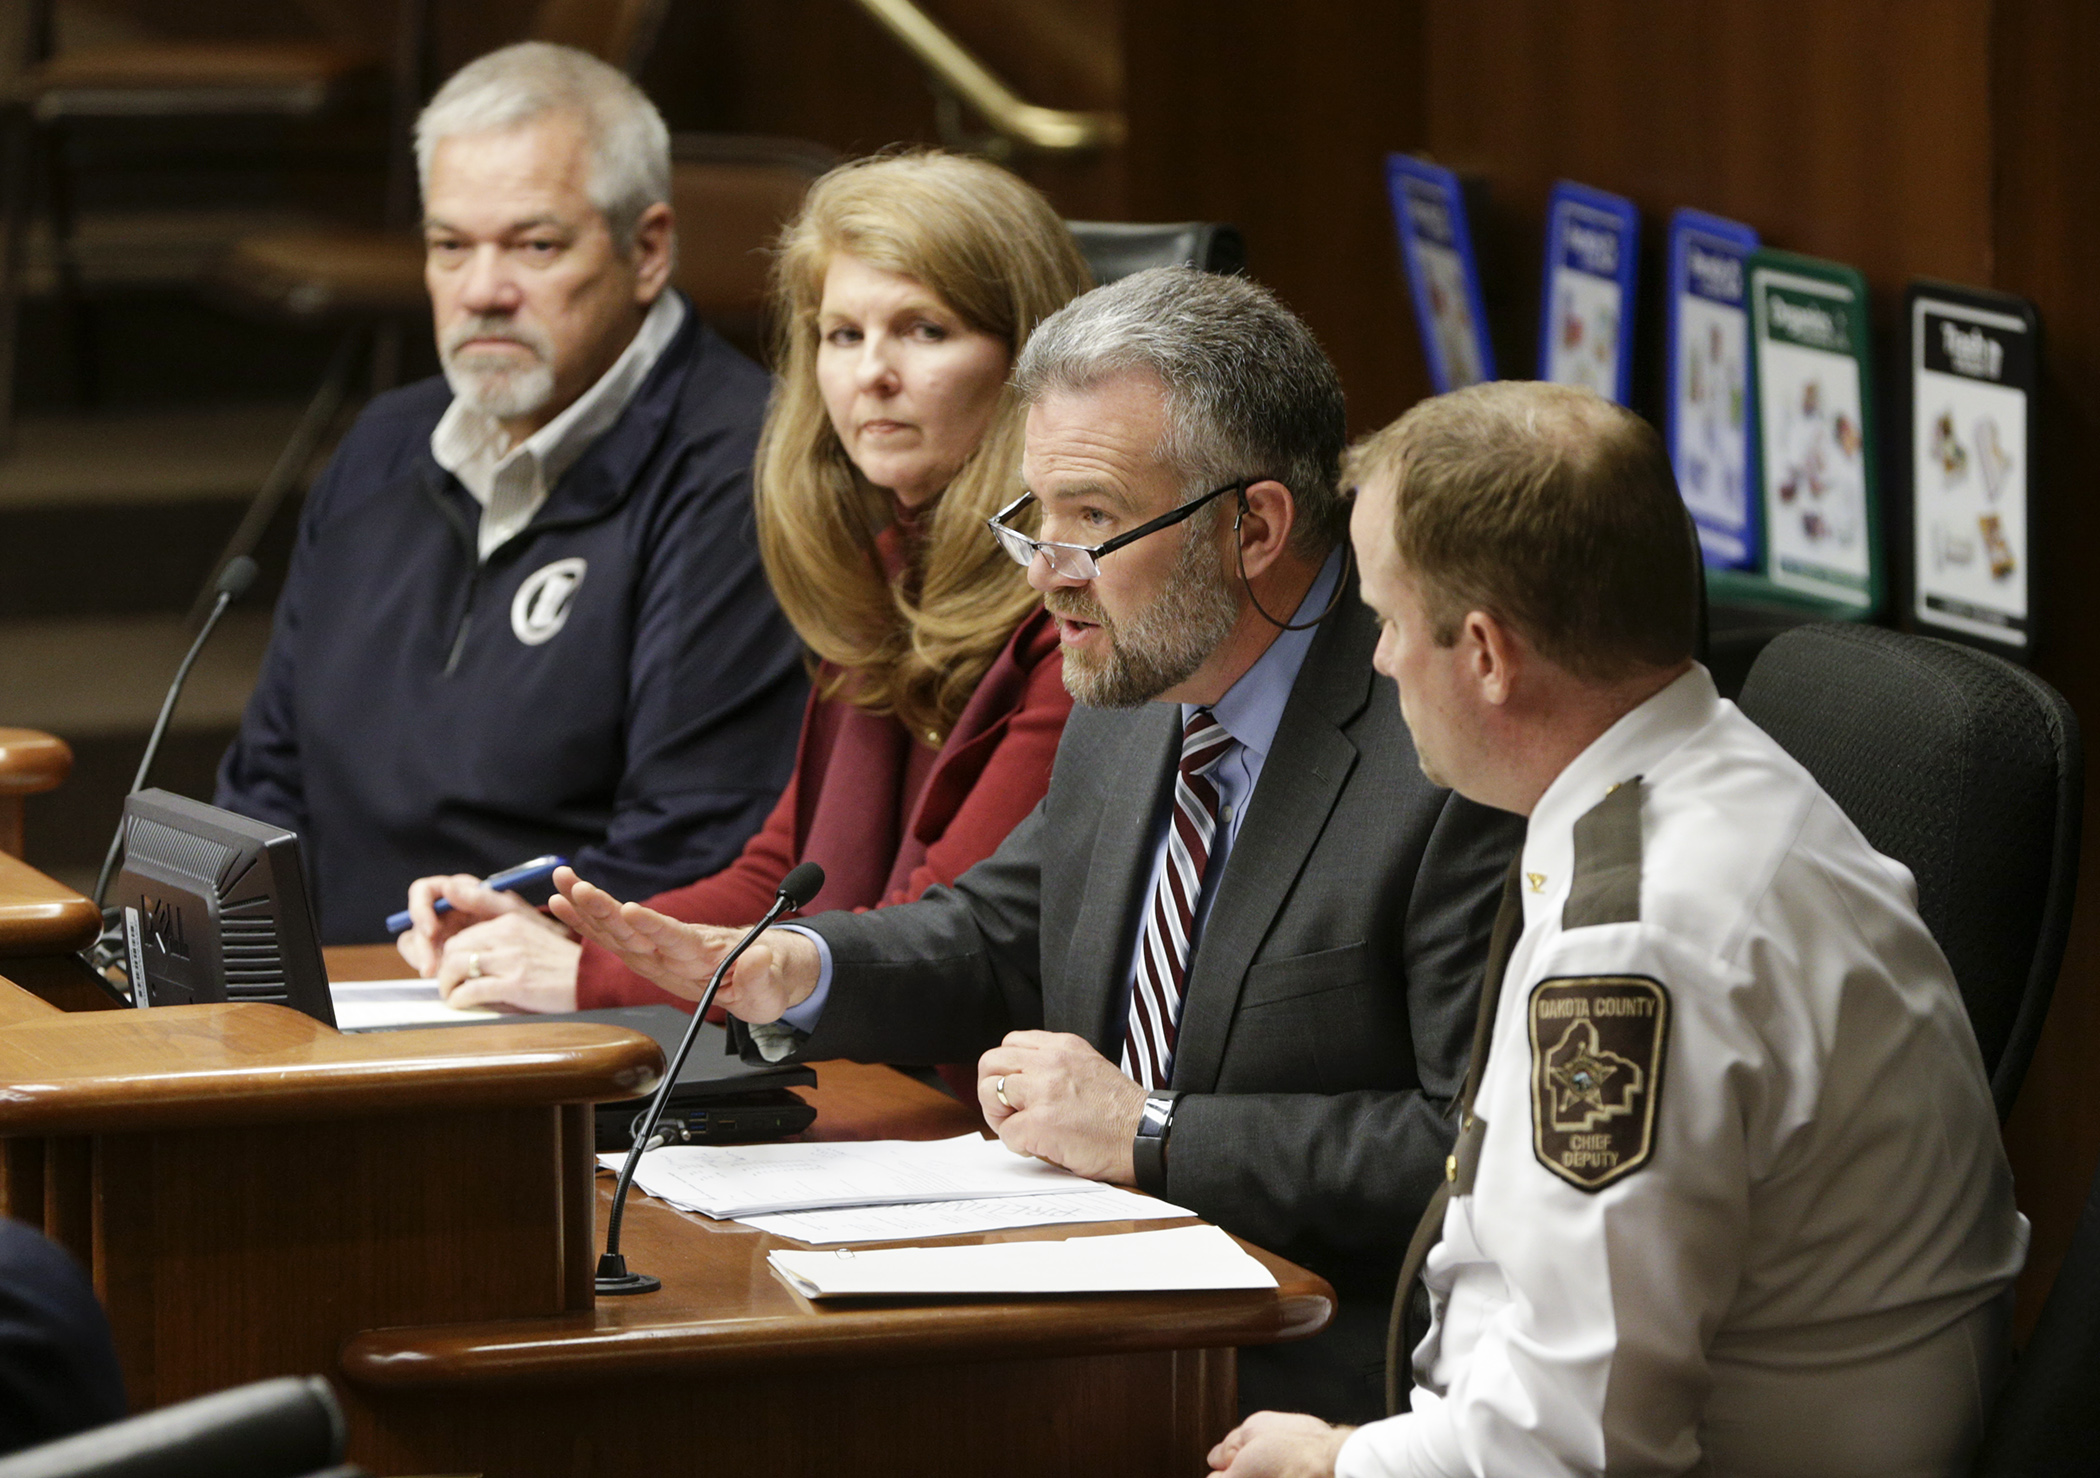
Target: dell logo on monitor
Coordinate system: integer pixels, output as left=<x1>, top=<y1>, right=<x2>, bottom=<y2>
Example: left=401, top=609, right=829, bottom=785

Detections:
left=143, top=895, right=189, bottom=960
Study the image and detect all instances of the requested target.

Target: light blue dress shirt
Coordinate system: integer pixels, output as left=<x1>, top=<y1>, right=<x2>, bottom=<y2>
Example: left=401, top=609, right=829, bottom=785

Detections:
left=767, top=546, right=1345, bottom=1048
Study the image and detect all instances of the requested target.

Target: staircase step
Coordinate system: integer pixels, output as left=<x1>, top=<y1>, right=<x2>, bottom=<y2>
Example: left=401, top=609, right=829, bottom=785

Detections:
left=0, top=610, right=274, bottom=735
left=0, top=403, right=323, bottom=617
left=3, top=610, right=274, bottom=871
left=0, top=402, right=312, bottom=506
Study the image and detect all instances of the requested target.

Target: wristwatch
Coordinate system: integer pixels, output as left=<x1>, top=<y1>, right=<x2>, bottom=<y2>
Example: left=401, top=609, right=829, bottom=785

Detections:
left=1132, top=1088, right=1182, bottom=1193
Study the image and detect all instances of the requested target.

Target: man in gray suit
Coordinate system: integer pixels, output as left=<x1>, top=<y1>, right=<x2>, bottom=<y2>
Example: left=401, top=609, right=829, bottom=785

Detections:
left=554, top=268, right=1521, bottom=1422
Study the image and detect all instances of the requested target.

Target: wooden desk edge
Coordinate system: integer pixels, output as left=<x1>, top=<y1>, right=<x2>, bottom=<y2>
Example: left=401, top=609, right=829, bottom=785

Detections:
left=0, top=729, right=72, bottom=796
left=0, top=1002, right=666, bottom=1133
left=0, top=853, right=100, bottom=956
left=338, top=1246, right=1335, bottom=1389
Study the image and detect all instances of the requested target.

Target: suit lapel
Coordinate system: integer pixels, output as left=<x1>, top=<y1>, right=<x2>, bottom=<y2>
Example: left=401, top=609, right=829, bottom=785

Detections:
left=1069, top=705, right=1179, bottom=1053
left=1170, top=602, right=1378, bottom=1089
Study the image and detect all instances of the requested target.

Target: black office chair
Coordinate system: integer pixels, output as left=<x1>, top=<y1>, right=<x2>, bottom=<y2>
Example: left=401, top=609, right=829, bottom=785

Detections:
left=1735, top=624, right=2082, bottom=1120
left=1066, top=221, right=1246, bottom=285
left=0, top=1375, right=356, bottom=1478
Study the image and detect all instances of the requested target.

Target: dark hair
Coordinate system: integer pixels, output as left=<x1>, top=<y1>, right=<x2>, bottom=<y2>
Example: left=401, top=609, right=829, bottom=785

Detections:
left=1349, top=381, right=1699, bottom=681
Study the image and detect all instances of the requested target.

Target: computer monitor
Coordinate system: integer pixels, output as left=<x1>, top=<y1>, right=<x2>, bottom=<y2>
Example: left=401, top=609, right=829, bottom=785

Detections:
left=112, top=789, right=334, bottom=1028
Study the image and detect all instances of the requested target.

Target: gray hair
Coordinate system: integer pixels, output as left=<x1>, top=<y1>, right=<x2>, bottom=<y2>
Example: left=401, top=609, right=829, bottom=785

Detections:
left=1011, top=267, right=1349, bottom=555
left=415, top=42, right=671, bottom=250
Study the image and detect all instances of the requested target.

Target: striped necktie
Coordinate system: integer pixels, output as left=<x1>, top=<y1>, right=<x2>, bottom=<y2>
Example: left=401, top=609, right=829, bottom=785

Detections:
left=1121, top=708, right=1236, bottom=1090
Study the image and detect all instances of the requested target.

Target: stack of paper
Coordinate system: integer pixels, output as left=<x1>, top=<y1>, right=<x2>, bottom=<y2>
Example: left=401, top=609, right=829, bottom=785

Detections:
left=768, top=1224, right=1276, bottom=1298
left=330, top=978, right=502, bottom=1031
left=603, top=1133, right=1106, bottom=1217
left=596, top=1133, right=1193, bottom=1243
left=739, top=1188, right=1182, bottom=1244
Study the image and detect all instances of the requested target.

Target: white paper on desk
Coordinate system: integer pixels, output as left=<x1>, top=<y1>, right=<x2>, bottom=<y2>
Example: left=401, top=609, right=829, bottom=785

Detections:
left=767, top=1223, right=1277, bottom=1298
left=738, top=1187, right=1191, bottom=1245
left=593, top=1133, right=1090, bottom=1218
left=329, top=978, right=503, bottom=1031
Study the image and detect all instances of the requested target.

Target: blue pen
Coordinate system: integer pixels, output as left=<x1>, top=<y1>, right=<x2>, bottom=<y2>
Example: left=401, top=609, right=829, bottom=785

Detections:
left=384, top=854, right=569, bottom=936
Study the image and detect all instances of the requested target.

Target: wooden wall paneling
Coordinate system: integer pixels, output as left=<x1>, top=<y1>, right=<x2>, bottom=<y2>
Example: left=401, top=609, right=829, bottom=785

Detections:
left=559, top=1101, right=595, bottom=1313
left=43, top=1134, right=91, bottom=1262
left=1990, top=0, right=2100, bottom=1336
left=1420, top=0, right=1994, bottom=418
left=0, top=1139, right=43, bottom=1227
left=92, top=1134, right=158, bottom=1408
left=343, top=1350, right=1231, bottom=1477
left=92, top=1107, right=572, bottom=1411
left=1120, top=0, right=1432, bottom=434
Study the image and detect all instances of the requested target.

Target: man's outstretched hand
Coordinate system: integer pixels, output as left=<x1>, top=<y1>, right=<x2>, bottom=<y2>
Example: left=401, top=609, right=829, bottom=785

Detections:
left=547, top=867, right=821, bottom=1020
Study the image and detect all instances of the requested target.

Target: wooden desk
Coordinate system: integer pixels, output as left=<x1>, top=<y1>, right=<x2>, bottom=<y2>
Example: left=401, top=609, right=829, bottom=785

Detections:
left=321, top=945, right=1334, bottom=1476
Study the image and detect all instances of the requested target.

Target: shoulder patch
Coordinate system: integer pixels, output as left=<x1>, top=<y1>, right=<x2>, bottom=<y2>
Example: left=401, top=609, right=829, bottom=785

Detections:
left=1528, top=975, right=1669, bottom=1192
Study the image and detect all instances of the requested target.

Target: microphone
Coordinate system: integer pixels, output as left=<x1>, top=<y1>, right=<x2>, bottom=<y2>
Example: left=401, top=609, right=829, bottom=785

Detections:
left=596, top=861, right=825, bottom=1295
left=90, top=556, right=260, bottom=921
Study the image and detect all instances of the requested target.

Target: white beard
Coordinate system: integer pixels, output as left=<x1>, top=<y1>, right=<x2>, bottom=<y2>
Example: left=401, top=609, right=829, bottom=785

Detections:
left=443, top=355, right=557, bottom=420
left=439, top=315, right=558, bottom=421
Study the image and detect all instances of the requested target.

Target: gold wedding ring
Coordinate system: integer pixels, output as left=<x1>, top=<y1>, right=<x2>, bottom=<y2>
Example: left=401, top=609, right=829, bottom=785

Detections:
left=466, top=952, right=483, bottom=979
left=995, top=1074, right=1012, bottom=1109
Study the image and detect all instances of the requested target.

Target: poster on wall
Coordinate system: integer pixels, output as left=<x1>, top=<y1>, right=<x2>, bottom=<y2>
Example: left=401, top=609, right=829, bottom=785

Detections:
left=1536, top=181, right=1639, bottom=404
left=1664, top=209, right=1760, bottom=572
left=1385, top=155, right=1496, bottom=394
left=1906, top=281, right=2038, bottom=655
left=1747, top=249, right=1882, bottom=616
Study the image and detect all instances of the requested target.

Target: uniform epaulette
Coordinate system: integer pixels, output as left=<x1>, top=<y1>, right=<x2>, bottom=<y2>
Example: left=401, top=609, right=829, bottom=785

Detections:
left=1562, top=776, right=1644, bottom=929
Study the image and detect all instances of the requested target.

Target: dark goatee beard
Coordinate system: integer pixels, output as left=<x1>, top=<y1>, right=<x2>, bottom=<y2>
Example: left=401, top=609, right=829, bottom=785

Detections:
left=1050, top=529, right=1239, bottom=709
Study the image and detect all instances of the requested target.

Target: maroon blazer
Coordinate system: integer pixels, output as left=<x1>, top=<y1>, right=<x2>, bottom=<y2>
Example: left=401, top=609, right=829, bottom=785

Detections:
left=576, top=606, right=1071, bottom=1008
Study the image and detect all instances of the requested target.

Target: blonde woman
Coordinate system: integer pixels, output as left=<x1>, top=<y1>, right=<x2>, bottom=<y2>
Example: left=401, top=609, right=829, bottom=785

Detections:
left=400, top=151, right=1091, bottom=1040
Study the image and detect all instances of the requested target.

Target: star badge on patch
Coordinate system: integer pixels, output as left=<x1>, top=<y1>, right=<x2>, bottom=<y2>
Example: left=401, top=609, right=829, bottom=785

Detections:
left=1527, top=975, right=1669, bottom=1192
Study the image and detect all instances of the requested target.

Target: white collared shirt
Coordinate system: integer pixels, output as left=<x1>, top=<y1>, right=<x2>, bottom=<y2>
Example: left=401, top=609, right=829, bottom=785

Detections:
left=431, top=291, right=687, bottom=561
left=1340, top=664, right=2026, bottom=1478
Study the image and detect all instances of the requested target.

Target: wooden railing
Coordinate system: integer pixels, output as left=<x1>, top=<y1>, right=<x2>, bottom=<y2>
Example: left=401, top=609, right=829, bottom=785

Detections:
left=0, top=728, right=70, bottom=859
left=847, top=0, right=1125, bottom=155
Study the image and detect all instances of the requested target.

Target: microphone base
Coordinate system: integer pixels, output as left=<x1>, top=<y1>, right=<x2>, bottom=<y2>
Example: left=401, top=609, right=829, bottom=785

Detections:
left=594, top=1251, right=661, bottom=1296
left=595, top=1272, right=662, bottom=1296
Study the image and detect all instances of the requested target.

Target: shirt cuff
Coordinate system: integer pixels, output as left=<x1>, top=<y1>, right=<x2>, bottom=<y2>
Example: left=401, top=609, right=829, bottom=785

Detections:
left=772, top=923, right=833, bottom=1034
left=1335, top=1401, right=1464, bottom=1478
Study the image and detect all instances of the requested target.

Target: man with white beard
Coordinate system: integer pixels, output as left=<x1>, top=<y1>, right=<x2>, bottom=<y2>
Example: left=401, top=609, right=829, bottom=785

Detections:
left=217, top=42, right=805, bottom=943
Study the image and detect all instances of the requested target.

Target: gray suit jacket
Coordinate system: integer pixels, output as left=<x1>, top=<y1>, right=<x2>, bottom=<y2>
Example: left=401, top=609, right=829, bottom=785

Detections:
left=788, top=595, right=1523, bottom=1304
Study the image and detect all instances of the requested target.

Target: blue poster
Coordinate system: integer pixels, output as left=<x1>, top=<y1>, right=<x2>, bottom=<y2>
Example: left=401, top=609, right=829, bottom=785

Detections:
left=1665, top=209, right=1760, bottom=571
left=1385, top=155, right=1495, bottom=394
left=1536, top=181, right=1639, bottom=404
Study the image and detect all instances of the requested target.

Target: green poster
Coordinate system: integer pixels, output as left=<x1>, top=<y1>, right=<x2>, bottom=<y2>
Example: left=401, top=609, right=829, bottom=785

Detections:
left=1745, top=249, right=1882, bottom=616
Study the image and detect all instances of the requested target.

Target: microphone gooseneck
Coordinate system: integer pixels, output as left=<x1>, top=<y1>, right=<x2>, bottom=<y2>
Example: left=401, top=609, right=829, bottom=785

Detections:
left=596, top=862, right=825, bottom=1295
left=91, top=556, right=262, bottom=914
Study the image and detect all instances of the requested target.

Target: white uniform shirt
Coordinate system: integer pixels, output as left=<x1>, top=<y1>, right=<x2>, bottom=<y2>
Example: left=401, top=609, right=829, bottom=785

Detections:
left=1339, top=664, right=2026, bottom=1478
left=431, top=291, right=687, bottom=561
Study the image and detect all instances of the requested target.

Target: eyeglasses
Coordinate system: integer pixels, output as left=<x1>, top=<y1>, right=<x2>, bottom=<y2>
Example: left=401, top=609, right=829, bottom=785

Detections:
left=986, top=480, right=1246, bottom=581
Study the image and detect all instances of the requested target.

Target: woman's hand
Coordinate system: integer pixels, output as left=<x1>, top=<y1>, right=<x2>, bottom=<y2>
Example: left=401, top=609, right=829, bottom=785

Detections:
left=434, top=913, right=584, bottom=1013
left=395, top=872, right=544, bottom=975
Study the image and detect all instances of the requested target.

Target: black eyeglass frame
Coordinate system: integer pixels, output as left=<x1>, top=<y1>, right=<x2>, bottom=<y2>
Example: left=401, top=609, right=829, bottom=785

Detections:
left=985, top=479, right=1247, bottom=581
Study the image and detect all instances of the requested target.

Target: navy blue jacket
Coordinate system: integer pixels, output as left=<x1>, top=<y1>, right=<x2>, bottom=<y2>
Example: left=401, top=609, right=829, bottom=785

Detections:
left=0, top=1219, right=125, bottom=1455
left=217, top=307, right=808, bottom=943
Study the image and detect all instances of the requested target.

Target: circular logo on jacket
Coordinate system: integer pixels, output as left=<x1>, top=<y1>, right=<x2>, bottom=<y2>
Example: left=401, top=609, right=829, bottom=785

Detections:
left=511, top=557, right=586, bottom=646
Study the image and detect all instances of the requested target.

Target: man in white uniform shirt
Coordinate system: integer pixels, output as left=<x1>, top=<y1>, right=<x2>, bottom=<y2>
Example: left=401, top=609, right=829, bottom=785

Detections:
left=1211, top=380, right=2025, bottom=1478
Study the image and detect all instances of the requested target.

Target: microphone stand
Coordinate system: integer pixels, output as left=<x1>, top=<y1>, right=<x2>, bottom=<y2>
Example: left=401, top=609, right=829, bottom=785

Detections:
left=88, top=556, right=259, bottom=983
left=596, top=861, right=824, bottom=1295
